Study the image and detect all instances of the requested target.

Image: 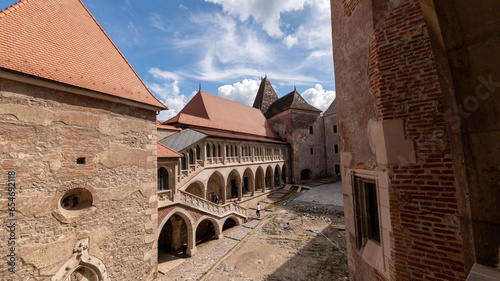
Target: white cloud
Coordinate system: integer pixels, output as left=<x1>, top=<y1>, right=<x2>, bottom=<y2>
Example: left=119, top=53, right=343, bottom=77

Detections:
left=302, top=84, right=335, bottom=111
left=283, top=35, right=298, bottom=48
left=205, top=0, right=308, bottom=38
left=126, top=21, right=146, bottom=47
left=149, top=13, right=165, bottom=31
left=217, top=79, right=261, bottom=106
left=149, top=67, right=182, bottom=81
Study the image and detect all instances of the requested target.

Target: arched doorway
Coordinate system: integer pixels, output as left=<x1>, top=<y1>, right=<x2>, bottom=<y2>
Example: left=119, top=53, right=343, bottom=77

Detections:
left=207, top=172, right=224, bottom=203
left=300, top=169, right=311, bottom=181
left=265, top=166, right=273, bottom=189
left=158, top=214, right=189, bottom=258
left=196, top=219, right=216, bottom=245
left=185, top=181, right=204, bottom=198
left=222, top=217, right=238, bottom=231
left=243, top=168, right=254, bottom=196
left=255, top=167, right=264, bottom=192
left=226, top=169, right=241, bottom=200
left=274, top=165, right=281, bottom=187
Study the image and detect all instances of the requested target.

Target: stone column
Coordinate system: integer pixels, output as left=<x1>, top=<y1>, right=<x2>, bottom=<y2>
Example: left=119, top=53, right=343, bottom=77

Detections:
left=186, top=229, right=197, bottom=257
left=222, top=184, right=227, bottom=204
left=238, top=180, right=242, bottom=201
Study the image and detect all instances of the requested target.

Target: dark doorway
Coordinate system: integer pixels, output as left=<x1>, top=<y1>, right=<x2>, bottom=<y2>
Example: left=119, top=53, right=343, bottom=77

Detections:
left=300, top=169, right=311, bottom=181
left=231, top=179, right=237, bottom=198
left=243, top=177, right=249, bottom=193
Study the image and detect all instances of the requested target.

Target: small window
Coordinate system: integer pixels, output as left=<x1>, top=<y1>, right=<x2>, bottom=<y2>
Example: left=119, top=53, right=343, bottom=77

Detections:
left=77, top=157, right=86, bottom=164
left=353, top=177, right=380, bottom=249
left=309, top=126, right=313, bottom=134
left=334, top=144, right=339, bottom=154
left=196, top=145, right=201, bottom=160
left=310, top=148, right=314, bottom=155
left=333, top=125, right=338, bottom=134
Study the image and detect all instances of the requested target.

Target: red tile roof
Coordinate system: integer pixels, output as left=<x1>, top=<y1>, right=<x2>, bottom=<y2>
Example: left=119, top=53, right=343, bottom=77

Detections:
left=0, top=0, right=166, bottom=109
left=157, top=142, right=182, bottom=158
left=166, top=91, right=280, bottom=140
left=156, top=120, right=182, bottom=131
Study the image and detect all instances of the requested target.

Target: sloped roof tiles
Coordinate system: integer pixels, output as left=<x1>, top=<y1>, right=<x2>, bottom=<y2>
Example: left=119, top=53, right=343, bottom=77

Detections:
left=0, top=0, right=165, bottom=109
left=166, top=91, right=280, bottom=140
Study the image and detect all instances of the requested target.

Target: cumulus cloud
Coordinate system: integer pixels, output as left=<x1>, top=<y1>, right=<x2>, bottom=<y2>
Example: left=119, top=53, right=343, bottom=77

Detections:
left=205, top=0, right=308, bottom=38
left=302, top=84, right=335, bottom=111
left=217, top=79, right=261, bottom=106
left=147, top=68, right=187, bottom=120
left=283, top=35, right=298, bottom=49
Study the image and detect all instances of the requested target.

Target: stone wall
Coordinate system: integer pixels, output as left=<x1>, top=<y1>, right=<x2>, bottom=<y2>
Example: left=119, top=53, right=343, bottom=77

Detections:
left=331, top=0, right=466, bottom=280
left=323, top=113, right=340, bottom=176
left=268, top=110, right=326, bottom=182
left=0, top=78, right=158, bottom=280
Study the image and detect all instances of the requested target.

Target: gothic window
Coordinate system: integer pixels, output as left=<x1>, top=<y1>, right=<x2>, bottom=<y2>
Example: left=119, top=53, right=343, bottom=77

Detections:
left=189, top=149, right=194, bottom=165
left=218, top=144, right=221, bottom=157
left=206, top=144, right=211, bottom=157
left=181, top=154, right=187, bottom=170
left=196, top=145, right=201, bottom=160
left=158, top=167, right=169, bottom=191
left=212, top=144, right=216, bottom=157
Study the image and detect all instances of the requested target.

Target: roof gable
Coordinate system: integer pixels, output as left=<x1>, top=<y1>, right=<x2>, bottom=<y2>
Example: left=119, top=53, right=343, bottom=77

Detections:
left=166, top=91, right=280, bottom=139
left=266, top=90, right=321, bottom=118
left=157, top=142, right=182, bottom=158
left=0, top=0, right=165, bottom=109
left=323, top=99, right=337, bottom=116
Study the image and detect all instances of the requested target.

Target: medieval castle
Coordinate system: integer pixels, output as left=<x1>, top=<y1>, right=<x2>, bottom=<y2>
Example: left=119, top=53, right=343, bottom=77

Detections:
left=1, top=0, right=499, bottom=280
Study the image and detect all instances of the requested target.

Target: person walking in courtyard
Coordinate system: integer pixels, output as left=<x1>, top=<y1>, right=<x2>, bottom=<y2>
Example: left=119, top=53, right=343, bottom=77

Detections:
left=256, top=202, right=261, bottom=218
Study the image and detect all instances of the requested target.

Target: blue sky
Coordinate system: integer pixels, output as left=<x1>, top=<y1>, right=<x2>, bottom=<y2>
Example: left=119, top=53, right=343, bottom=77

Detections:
left=2, top=0, right=335, bottom=120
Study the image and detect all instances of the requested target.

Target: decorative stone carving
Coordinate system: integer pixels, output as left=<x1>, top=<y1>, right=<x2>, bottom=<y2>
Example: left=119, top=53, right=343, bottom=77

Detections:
left=52, top=238, right=109, bottom=281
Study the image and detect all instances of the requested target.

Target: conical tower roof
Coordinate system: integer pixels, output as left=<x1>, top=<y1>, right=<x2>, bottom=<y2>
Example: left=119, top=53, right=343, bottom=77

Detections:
left=253, top=76, right=279, bottom=115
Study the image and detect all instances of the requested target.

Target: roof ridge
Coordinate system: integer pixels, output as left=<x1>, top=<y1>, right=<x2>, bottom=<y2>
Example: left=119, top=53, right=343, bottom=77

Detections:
left=77, top=0, right=166, bottom=109
left=0, top=0, right=31, bottom=19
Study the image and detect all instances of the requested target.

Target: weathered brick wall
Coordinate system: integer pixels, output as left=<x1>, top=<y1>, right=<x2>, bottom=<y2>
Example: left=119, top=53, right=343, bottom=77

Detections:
left=342, top=0, right=363, bottom=17
left=0, top=78, right=158, bottom=280
left=331, top=0, right=467, bottom=280
left=368, top=1, right=466, bottom=280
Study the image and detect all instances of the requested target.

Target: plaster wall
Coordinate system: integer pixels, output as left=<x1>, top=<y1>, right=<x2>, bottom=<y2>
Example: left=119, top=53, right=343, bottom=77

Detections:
left=0, top=78, right=158, bottom=280
left=323, top=113, right=340, bottom=176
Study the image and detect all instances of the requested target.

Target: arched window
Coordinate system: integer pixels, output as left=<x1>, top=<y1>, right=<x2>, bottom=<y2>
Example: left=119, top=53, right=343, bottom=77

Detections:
left=158, top=167, right=169, bottom=191
left=181, top=154, right=187, bottom=170
left=235, top=145, right=238, bottom=156
left=231, top=145, right=234, bottom=156
left=196, top=145, right=201, bottom=160
left=206, top=144, right=211, bottom=157
left=189, top=149, right=194, bottom=165
left=226, top=145, right=229, bottom=157
left=212, top=144, right=216, bottom=157
left=218, top=144, right=221, bottom=157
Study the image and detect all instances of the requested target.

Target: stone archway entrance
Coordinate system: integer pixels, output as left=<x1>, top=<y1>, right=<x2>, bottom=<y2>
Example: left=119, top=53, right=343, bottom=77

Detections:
left=158, top=214, right=189, bottom=257
left=300, top=169, right=311, bottom=181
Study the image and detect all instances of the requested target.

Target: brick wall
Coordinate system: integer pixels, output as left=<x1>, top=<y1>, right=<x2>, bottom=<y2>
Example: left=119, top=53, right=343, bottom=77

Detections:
left=0, top=78, right=158, bottom=280
left=342, top=0, right=363, bottom=17
left=368, top=1, right=466, bottom=280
